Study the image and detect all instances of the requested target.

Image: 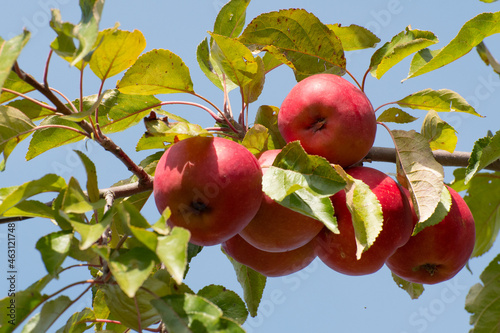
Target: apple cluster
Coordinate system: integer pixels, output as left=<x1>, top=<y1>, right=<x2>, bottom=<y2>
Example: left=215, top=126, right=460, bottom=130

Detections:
left=153, top=74, right=475, bottom=285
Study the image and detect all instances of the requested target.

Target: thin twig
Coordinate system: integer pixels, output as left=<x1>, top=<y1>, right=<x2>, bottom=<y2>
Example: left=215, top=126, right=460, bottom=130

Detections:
left=1, top=88, right=57, bottom=112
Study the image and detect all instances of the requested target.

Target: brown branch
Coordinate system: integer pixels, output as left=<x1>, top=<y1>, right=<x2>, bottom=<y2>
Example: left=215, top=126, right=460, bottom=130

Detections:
left=363, top=147, right=500, bottom=171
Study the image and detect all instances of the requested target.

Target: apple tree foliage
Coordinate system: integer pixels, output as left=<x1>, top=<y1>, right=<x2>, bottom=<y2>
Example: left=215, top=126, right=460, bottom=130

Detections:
left=1, top=0, right=500, bottom=332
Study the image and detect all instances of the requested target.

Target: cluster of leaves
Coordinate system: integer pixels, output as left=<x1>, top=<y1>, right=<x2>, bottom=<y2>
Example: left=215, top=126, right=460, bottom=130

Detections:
left=1, top=0, right=500, bottom=331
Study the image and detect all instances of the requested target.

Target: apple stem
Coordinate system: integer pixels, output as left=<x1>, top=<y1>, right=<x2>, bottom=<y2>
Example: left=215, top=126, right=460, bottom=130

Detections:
left=361, top=68, right=371, bottom=93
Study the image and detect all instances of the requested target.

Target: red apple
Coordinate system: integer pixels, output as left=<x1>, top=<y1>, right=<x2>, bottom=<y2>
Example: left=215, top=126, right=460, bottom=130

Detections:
left=278, top=74, right=376, bottom=167
left=153, top=136, right=263, bottom=246
left=386, top=186, right=475, bottom=284
left=222, top=234, right=317, bottom=277
left=316, top=166, right=414, bottom=276
left=239, top=149, right=324, bottom=252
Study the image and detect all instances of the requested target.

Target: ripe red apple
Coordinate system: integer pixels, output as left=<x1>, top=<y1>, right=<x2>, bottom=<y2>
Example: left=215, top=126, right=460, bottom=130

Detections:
left=386, top=186, right=475, bottom=284
left=153, top=136, right=263, bottom=246
left=278, top=74, right=376, bottom=167
left=316, top=166, right=414, bottom=276
left=239, top=149, right=324, bottom=252
left=222, top=234, right=317, bottom=277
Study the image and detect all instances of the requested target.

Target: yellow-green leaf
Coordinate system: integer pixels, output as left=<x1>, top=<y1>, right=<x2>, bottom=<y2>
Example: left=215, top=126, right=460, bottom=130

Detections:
left=327, top=24, right=380, bottom=51
left=421, top=110, right=458, bottom=153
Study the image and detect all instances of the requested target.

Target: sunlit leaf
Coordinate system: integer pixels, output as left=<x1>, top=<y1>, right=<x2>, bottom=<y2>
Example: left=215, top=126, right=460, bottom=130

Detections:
left=108, top=247, right=156, bottom=298
left=0, top=31, right=30, bottom=90
left=392, top=273, right=424, bottom=300
left=0, top=71, right=34, bottom=104
left=392, top=130, right=445, bottom=223
left=50, top=0, right=104, bottom=67
left=156, top=227, right=190, bottom=285
left=1, top=200, right=53, bottom=219
left=262, top=142, right=345, bottom=232
left=26, top=116, right=87, bottom=160
left=466, top=130, right=500, bottom=183
left=407, top=12, right=500, bottom=79
left=421, top=110, right=458, bottom=153
left=254, top=105, right=286, bottom=150
left=55, top=308, right=95, bottom=333
left=412, top=185, right=452, bottom=235
left=0, top=173, right=66, bottom=216
left=476, top=41, right=500, bottom=74
left=466, top=253, right=500, bottom=332
left=241, top=124, right=269, bottom=155
left=60, top=177, right=101, bottom=214
left=136, top=122, right=211, bottom=151
left=224, top=249, right=266, bottom=317
left=239, top=8, right=346, bottom=81
left=7, top=99, right=55, bottom=120
left=89, top=29, right=146, bottom=80
left=117, top=49, right=194, bottom=95
left=334, top=165, right=383, bottom=258
left=0, top=289, right=45, bottom=332
left=396, top=88, right=481, bottom=117
left=70, top=210, right=112, bottom=250
left=377, top=107, right=418, bottom=124
left=0, top=105, right=36, bottom=170
left=35, top=231, right=73, bottom=276
left=370, top=27, right=438, bottom=79
left=213, top=0, right=250, bottom=38
left=198, top=285, right=248, bottom=325
left=327, top=24, right=380, bottom=51
left=74, top=150, right=99, bottom=202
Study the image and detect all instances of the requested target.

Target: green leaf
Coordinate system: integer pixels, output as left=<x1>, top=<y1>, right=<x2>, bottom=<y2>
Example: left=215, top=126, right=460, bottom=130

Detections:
left=74, top=150, right=99, bottom=202
left=152, top=294, right=246, bottom=332
left=396, top=88, right=481, bottom=117
left=241, top=124, right=269, bottom=155
left=50, top=0, right=104, bottom=66
left=213, top=0, right=250, bottom=38
left=407, top=12, right=500, bottom=79
left=261, top=142, right=346, bottom=232
left=224, top=251, right=266, bottom=317
left=334, top=165, right=383, bottom=258
left=136, top=122, right=210, bottom=151
left=0, top=200, right=53, bottom=219
left=239, top=8, right=346, bottom=81
left=392, top=273, right=424, bottom=300
left=392, top=130, right=445, bottom=223
left=89, top=29, right=146, bottom=80
left=421, top=110, right=458, bottom=153
left=198, top=285, right=248, bottom=325
left=465, top=130, right=500, bottom=183
left=70, top=210, right=112, bottom=250
left=21, top=296, right=72, bottom=333
left=7, top=99, right=55, bottom=120
left=376, top=107, right=418, bottom=124
left=262, top=52, right=283, bottom=73
left=210, top=33, right=266, bottom=102
left=254, top=105, right=286, bottom=149
left=35, top=231, right=73, bottom=276
left=60, top=177, right=101, bottom=214
left=0, top=71, right=35, bottom=104
left=26, top=116, right=87, bottom=160
left=0, top=290, right=45, bottom=332
left=0, top=31, right=30, bottom=90
left=370, top=27, right=438, bottom=79
left=464, top=172, right=500, bottom=257
left=412, top=185, right=452, bottom=235
left=327, top=24, right=380, bottom=51
left=102, top=277, right=171, bottom=331
left=117, top=49, right=194, bottom=95
left=197, top=38, right=229, bottom=91
left=466, top=253, right=500, bottom=332
left=0, top=173, right=66, bottom=216
left=0, top=105, right=36, bottom=171
left=476, top=41, right=500, bottom=74
left=156, top=227, right=190, bottom=285
left=55, top=308, right=95, bottom=333
left=71, top=89, right=164, bottom=135
left=108, top=247, right=157, bottom=298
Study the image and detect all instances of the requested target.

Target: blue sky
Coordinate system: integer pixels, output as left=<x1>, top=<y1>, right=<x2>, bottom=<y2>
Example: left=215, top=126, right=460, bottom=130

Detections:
left=1, top=0, right=500, bottom=332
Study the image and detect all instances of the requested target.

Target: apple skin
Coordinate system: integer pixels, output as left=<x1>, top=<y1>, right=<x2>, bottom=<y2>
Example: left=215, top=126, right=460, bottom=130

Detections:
left=315, top=166, right=414, bottom=276
left=153, top=136, right=263, bottom=246
left=386, top=186, right=476, bottom=284
left=239, top=149, right=324, bottom=252
left=222, top=234, right=317, bottom=277
left=278, top=74, right=376, bottom=167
